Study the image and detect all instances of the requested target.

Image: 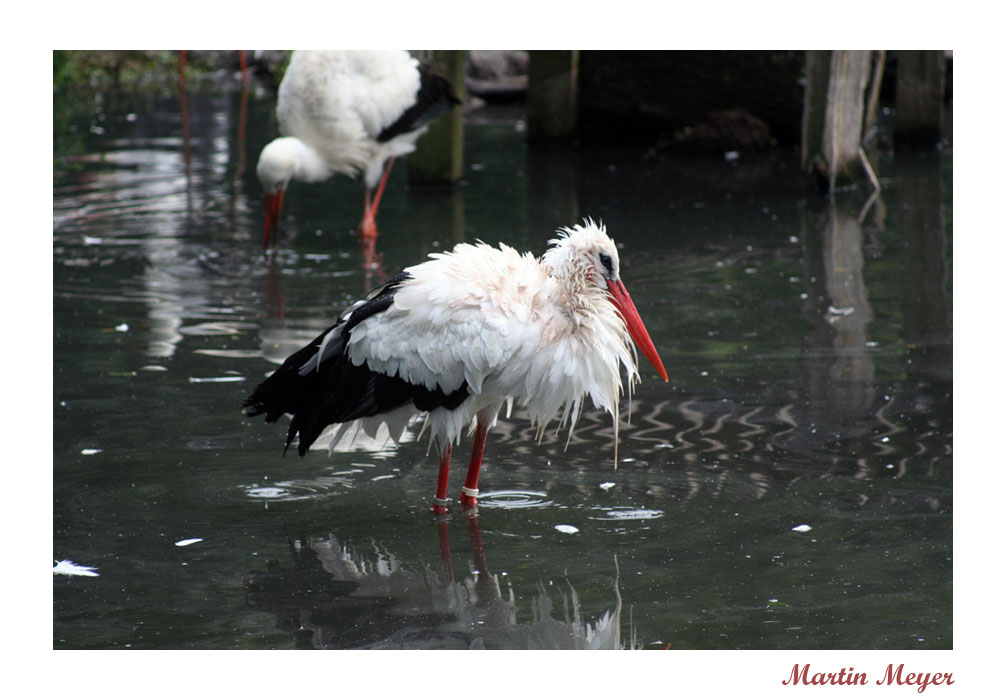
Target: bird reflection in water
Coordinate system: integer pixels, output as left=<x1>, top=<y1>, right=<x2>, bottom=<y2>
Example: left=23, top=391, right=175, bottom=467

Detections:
left=244, top=516, right=633, bottom=649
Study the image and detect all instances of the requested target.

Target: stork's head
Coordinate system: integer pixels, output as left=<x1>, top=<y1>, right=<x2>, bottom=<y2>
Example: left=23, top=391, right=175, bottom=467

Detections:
left=256, top=137, right=330, bottom=250
left=544, top=220, right=669, bottom=382
left=256, top=139, right=298, bottom=250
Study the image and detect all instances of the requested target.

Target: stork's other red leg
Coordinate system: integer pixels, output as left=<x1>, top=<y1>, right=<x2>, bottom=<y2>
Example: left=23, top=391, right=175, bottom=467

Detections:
left=359, top=157, right=395, bottom=242
left=370, top=157, right=396, bottom=216
left=460, top=422, right=489, bottom=512
left=432, top=442, right=452, bottom=515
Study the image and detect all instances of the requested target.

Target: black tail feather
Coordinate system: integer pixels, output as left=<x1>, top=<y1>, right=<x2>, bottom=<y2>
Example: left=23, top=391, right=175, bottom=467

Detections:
left=243, top=273, right=469, bottom=456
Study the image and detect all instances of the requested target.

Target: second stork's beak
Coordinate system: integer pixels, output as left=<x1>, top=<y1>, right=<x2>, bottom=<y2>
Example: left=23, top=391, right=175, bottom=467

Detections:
left=606, top=278, right=669, bottom=382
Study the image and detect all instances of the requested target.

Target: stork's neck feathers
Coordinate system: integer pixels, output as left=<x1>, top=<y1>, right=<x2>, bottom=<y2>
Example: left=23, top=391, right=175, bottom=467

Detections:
left=256, top=137, right=331, bottom=192
left=532, top=221, right=641, bottom=464
left=542, top=222, right=619, bottom=329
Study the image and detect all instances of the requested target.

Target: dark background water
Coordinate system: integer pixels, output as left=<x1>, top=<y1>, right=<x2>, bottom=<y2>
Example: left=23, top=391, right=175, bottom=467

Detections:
left=53, top=69, right=951, bottom=653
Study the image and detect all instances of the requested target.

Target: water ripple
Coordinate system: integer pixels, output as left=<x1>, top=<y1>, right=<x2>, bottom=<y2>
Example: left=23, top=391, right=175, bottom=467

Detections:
left=477, top=490, right=553, bottom=509
left=240, top=476, right=355, bottom=503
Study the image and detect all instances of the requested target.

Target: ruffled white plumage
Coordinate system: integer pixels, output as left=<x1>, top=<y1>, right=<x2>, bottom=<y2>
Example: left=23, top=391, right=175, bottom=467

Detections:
left=336, top=221, right=641, bottom=455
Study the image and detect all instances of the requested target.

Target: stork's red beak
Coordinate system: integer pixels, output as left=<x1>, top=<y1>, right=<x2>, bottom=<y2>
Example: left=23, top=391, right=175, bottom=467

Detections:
left=607, top=279, right=669, bottom=382
left=262, top=189, right=286, bottom=250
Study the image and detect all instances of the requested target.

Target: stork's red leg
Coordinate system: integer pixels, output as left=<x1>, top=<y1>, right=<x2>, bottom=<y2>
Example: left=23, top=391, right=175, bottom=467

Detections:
left=359, top=157, right=396, bottom=241
left=369, top=157, right=396, bottom=216
left=460, top=422, right=489, bottom=511
left=432, top=442, right=452, bottom=515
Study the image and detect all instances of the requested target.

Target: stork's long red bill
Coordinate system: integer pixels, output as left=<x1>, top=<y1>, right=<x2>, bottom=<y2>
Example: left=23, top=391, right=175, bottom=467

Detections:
left=607, top=279, right=669, bottom=382
left=262, top=189, right=285, bottom=250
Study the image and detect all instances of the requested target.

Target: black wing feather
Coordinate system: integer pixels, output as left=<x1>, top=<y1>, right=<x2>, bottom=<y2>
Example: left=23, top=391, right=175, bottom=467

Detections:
left=243, top=272, right=469, bottom=456
left=376, top=62, right=460, bottom=143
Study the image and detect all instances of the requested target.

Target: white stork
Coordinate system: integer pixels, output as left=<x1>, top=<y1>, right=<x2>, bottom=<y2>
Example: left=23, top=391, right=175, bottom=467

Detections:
left=256, top=50, right=460, bottom=249
left=243, top=220, right=669, bottom=513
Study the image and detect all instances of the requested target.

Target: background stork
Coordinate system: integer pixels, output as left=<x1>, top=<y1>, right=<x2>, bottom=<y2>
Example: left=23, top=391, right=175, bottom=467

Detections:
left=244, top=221, right=669, bottom=513
left=256, top=50, right=460, bottom=249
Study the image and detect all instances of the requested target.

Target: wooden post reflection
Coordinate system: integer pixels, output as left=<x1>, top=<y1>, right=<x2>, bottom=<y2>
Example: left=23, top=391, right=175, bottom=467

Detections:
left=801, top=194, right=877, bottom=421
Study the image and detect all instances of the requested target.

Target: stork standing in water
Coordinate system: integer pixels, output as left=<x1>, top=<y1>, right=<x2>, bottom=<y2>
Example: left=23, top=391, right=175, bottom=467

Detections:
left=256, top=50, right=460, bottom=249
left=243, top=221, right=669, bottom=513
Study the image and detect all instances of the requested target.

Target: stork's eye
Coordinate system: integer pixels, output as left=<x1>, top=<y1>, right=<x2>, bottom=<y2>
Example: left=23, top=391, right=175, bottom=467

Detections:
left=598, top=253, right=614, bottom=274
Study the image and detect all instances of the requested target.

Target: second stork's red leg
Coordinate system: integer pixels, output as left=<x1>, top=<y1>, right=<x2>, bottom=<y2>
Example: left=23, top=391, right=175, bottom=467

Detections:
left=369, top=157, right=396, bottom=216
left=432, top=442, right=452, bottom=515
left=359, top=157, right=396, bottom=241
left=460, top=422, right=490, bottom=511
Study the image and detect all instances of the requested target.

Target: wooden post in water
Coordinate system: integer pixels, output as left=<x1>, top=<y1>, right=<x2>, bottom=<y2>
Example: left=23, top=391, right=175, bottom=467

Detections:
left=408, top=50, right=465, bottom=186
left=527, top=50, right=579, bottom=142
left=802, top=50, right=878, bottom=192
left=894, top=50, right=947, bottom=147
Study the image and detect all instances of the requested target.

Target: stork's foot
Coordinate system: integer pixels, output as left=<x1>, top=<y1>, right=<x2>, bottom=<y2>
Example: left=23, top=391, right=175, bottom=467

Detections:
left=460, top=488, right=479, bottom=513
left=431, top=496, right=450, bottom=516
